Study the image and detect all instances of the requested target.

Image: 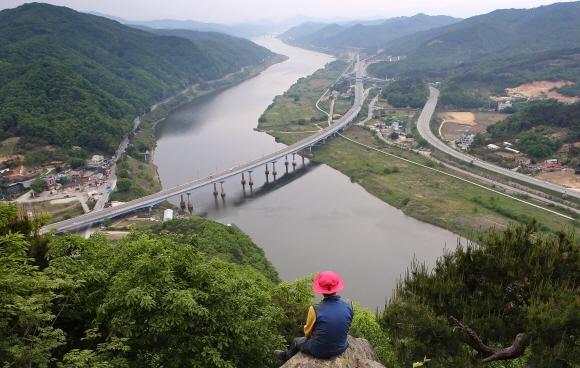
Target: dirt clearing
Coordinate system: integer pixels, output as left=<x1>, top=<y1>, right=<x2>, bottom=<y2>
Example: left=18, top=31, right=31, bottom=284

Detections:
left=506, top=80, right=579, bottom=103
left=439, top=112, right=503, bottom=141
left=439, top=112, right=476, bottom=126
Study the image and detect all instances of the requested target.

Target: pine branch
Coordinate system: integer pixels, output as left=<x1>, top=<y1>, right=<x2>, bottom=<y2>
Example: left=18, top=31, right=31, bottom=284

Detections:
left=450, top=316, right=527, bottom=364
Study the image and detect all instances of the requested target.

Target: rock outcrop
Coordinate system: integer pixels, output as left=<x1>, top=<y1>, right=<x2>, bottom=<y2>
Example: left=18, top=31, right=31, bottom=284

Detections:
left=280, top=335, right=386, bottom=368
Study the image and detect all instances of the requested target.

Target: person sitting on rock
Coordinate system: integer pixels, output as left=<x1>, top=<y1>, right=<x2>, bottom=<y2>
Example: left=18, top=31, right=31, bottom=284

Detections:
left=274, top=271, right=354, bottom=362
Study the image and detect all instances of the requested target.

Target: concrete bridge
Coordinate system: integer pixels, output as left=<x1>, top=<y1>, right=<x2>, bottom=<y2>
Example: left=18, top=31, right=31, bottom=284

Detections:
left=40, top=57, right=366, bottom=235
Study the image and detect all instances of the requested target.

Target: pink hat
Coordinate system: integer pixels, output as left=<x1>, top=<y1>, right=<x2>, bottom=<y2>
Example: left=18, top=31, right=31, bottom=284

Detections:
left=313, top=271, right=345, bottom=294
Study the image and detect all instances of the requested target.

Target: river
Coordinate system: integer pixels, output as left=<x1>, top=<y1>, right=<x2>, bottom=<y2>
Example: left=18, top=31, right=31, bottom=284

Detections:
left=153, top=36, right=459, bottom=310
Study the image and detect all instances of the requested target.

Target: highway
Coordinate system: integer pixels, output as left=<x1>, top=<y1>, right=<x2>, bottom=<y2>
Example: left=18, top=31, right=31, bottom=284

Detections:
left=417, top=86, right=579, bottom=200
left=40, top=57, right=366, bottom=235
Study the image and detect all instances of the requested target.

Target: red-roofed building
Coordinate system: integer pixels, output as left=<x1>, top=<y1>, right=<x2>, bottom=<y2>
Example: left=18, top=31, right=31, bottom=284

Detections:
left=540, top=163, right=563, bottom=171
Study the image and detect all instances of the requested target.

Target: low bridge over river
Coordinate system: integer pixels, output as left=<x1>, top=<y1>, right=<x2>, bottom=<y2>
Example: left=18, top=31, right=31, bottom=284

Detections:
left=41, top=57, right=366, bottom=234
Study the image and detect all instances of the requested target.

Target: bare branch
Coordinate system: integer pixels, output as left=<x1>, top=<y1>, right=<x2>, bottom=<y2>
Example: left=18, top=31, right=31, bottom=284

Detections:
left=450, top=316, right=527, bottom=364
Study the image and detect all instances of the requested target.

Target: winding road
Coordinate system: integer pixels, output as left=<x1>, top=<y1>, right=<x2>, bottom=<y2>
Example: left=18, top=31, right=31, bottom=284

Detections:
left=417, top=86, right=579, bottom=200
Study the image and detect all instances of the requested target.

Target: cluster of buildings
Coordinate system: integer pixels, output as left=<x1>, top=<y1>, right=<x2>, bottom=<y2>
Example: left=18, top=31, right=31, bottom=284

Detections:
left=458, top=134, right=565, bottom=172
left=0, top=154, right=112, bottom=199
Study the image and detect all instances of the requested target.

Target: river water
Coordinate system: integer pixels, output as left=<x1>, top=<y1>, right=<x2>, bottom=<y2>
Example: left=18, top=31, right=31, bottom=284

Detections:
left=154, top=37, right=459, bottom=310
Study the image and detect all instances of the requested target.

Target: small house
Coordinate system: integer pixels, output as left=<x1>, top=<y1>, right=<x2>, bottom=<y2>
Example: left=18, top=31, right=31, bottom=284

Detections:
left=91, top=155, right=104, bottom=166
left=498, top=101, right=512, bottom=111
left=459, top=133, right=474, bottom=146
left=487, top=144, right=500, bottom=150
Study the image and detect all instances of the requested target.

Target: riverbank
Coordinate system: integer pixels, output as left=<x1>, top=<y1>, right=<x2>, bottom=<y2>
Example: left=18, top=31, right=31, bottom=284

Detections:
left=113, top=53, right=288, bottom=200
left=257, top=59, right=580, bottom=239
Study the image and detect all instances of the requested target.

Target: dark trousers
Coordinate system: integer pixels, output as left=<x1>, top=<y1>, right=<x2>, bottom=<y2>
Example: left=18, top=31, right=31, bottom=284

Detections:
left=287, top=337, right=311, bottom=358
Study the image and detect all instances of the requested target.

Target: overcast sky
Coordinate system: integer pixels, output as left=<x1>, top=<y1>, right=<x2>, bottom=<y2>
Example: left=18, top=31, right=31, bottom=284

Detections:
left=1, top=0, right=575, bottom=23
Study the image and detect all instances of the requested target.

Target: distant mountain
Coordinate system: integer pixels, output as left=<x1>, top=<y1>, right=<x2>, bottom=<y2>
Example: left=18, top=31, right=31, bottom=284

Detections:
left=291, top=24, right=346, bottom=49
left=131, top=27, right=271, bottom=69
left=87, top=12, right=272, bottom=38
left=0, top=3, right=273, bottom=152
left=277, top=22, right=329, bottom=42
left=382, top=2, right=580, bottom=62
left=278, top=14, right=461, bottom=51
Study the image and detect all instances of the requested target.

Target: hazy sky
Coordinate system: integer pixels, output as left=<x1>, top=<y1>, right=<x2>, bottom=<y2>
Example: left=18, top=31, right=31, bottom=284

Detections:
left=1, top=0, right=575, bottom=23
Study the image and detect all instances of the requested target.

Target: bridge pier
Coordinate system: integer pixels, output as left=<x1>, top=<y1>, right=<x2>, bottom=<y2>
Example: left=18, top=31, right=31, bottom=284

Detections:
left=248, top=171, right=254, bottom=186
left=180, top=194, right=186, bottom=208
left=241, top=173, right=246, bottom=185
left=213, top=183, right=218, bottom=196
left=220, top=182, right=226, bottom=197
left=265, top=163, right=269, bottom=178
left=292, top=153, right=296, bottom=167
left=187, top=193, right=193, bottom=213
left=272, top=162, right=277, bottom=176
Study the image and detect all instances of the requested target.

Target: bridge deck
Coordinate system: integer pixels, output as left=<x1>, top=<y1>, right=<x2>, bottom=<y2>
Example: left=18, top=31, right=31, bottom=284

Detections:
left=40, top=59, right=366, bottom=234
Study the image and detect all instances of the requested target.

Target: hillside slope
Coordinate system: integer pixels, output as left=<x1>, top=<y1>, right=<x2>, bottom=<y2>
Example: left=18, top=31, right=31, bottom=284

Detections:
left=0, top=3, right=272, bottom=152
left=382, top=2, right=580, bottom=62
left=279, top=14, right=461, bottom=51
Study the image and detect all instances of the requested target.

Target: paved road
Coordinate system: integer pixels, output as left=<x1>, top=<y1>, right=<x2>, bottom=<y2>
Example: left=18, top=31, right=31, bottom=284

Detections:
left=417, top=86, right=579, bottom=200
left=40, top=58, right=366, bottom=235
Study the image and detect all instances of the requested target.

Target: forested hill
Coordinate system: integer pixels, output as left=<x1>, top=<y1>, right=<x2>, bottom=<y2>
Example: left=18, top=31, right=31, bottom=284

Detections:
left=381, top=2, right=580, bottom=63
left=278, top=14, right=461, bottom=51
left=137, top=28, right=271, bottom=70
left=0, top=3, right=272, bottom=152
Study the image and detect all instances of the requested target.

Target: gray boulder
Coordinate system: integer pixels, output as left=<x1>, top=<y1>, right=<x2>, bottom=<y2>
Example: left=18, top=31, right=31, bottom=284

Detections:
left=280, top=335, right=386, bottom=368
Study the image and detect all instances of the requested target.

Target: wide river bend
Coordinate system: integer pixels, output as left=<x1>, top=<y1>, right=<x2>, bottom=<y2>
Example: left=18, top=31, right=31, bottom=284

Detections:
left=153, top=37, right=458, bottom=310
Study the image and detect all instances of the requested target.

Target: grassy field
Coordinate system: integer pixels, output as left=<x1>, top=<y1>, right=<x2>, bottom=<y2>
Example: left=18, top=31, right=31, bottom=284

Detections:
left=257, top=61, right=580, bottom=239
left=0, top=137, right=19, bottom=157
left=258, top=59, right=352, bottom=145
left=20, top=199, right=85, bottom=224
left=314, top=126, right=580, bottom=238
left=110, top=155, right=162, bottom=202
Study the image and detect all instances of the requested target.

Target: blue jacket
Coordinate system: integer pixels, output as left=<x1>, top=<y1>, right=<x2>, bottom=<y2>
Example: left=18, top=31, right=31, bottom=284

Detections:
left=306, top=296, right=353, bottom=358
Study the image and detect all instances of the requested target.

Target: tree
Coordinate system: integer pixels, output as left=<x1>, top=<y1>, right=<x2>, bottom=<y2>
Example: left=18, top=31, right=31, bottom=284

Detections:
left=46, top=231, right=285, bottom=367
left=115, top=178, right=133, bottom=192
left=68, top=157, right=85, bottom=169
left=102, top=217, right=111, bottom=229
left=389, top=132, right=399, bottom=140
left=380, top=220, right=580, bottom=367
left=30, top=178, right=45, bottom=193
left=58, top=176, right=69, bottom=185
left=472, top=132, right=485, bottom=148
left=0, top=203, right=66, bottom=367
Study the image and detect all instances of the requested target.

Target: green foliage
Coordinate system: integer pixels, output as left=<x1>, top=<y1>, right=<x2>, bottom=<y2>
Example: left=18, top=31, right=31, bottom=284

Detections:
left=0, top=202, right=65, bottom=367
left=438, top=91, right=483, bottom=108
left=487, top=99, right=573, bottom=159
left=68, top=157, right=85, bottom=169
left=30, top=177, right=45, bottom=193
left=0, top=3, right=272, bottom=154
left=382, top=79, right=428, bottom=108
left=115, top=178, right=133, bottom=192
left=46, top=231, right=284, bottom=367
left=146, top=218, right=280, bottom=283
left=350, top=306, right=399, bottom=367
left=271, top=274, right=316, bottom=343
left=380, top=220, right=580, bottom=367
left=0, top=61, right=134, bottom=153
left=102, top=217, right=111, bottom=229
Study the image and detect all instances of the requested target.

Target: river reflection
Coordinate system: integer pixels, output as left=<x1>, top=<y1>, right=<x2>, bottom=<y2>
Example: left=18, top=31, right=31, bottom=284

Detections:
left=154, top=37, right=459, bottom=310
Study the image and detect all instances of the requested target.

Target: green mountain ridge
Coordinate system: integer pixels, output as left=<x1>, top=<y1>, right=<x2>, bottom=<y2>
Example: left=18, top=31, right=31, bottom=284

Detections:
left=382, top=2, right=580, bottom=63
left=0, top=3, right=272, bottom=153
left=279, top=14, right=461, bottom=51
